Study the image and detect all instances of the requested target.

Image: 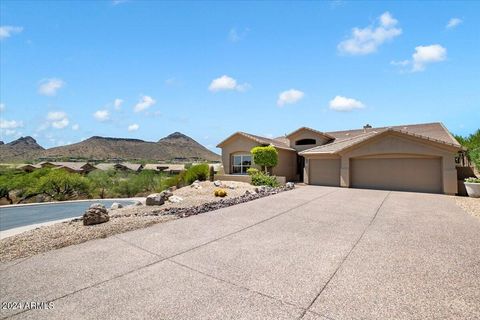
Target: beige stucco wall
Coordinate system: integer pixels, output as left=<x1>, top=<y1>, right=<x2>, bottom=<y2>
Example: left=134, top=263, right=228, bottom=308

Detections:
left=220, top=135, right=297, bottom=181
left=220, top=136, right=260, bottom=174
left=288, top=130, right=331, bottom=152
left=304, top=132, right=460, bottom=195
left=272, top=148, right=297, bottom=182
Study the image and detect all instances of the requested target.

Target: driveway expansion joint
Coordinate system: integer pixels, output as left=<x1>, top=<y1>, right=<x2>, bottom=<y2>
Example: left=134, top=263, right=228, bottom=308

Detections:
left=298, top=191, right=391, bottom=320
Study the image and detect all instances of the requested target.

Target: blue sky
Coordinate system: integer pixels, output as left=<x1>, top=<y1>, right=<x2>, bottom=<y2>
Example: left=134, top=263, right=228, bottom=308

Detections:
left=1, top=0, right=479, bottom=152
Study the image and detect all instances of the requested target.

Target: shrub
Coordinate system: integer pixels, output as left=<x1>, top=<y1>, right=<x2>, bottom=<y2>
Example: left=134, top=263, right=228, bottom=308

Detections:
left=36, top=170, right=90, bottom=201
left=251, top=145, right=278, bottom=173
left=184, top=164, right=209, bottom=184
left=250, top=172, right=279, bottom=187
left=465, top=177, right=480, bottom=183
left=214, top=188, right=227, bottom=197
left=246, top=168, right=259, bottom=176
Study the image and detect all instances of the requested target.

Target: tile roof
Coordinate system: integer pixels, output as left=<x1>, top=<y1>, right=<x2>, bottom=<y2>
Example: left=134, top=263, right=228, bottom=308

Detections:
left=300, top=125, right=463, bottom=155
left=217, top=132, right=295, bottom=151
left=286, top=127, right=335, bottom=140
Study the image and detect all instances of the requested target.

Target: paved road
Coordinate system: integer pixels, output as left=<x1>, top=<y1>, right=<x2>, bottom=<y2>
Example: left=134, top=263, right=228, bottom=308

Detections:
left=1, top=186, right=479, bottom=320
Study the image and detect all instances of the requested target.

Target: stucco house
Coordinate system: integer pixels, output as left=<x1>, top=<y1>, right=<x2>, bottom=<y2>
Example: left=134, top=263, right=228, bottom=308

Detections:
left=216, top=122, right=464, bottom=195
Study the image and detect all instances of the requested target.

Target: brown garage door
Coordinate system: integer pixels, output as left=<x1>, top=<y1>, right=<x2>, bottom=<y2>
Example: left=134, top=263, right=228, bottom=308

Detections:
left=351, top=157, right=442, bottom=193
left=309, top=159, right=340, bottom=186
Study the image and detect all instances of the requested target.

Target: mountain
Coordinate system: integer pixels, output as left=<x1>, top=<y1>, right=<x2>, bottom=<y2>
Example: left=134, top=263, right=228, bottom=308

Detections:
left=0, top=132, right=220, bottom=162
left=0, top=136, right=45, bottom=161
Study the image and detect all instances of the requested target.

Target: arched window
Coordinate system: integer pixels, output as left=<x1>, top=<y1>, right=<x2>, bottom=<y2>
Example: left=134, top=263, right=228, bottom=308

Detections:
left=295, top=138, right=316, bottom=145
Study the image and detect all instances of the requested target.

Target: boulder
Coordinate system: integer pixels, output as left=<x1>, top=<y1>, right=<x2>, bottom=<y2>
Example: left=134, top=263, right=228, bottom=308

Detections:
left=168, top=186, right=177, bottom=192
left=83, top=204, right=109, bottom=226
left=133, top=200, right=143, bottom=206
left=286, top=182, right=295, bottom=189
left=213, top=180, right=222, bottom=187
left=111, top=202, right=123, bottom=210
left=146, top=193, right=165, bottom=206
left=160, top=190, right=174, bottom=200
left=169, top=195, right=183, bottom=203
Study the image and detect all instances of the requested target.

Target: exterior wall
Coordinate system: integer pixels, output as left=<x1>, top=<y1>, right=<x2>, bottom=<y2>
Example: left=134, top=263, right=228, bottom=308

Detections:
left=287, top=130, right=332, bottom=152
left=220, top=136, right=260, bottom=174
left=272, top=148, right=297, bottom=181
left=220, top=135, right=296, bottom=181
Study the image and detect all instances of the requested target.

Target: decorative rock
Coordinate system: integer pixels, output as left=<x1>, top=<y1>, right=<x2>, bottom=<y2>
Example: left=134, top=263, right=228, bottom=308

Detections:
left=83, top=205, right=109, bottom=226
left=191, top=182, right=202, bottom=189
left=110, top=202, right=123, bottom=210
left=133, top=200, right=142, bottom=206
left=169, top=195, right=183, bottom=203
left=286, top=182, right=295, bottom=189
left=168, top=186, right=177, bottom=192
left=89, top=203, right=106, bottom=210
left=226, top=185, right=236, bottom=190
left=160, top=190, right=174, bottom=199
left=213, top=180, right=222, bottom=187
left=146, top=193, right=165, bottom=206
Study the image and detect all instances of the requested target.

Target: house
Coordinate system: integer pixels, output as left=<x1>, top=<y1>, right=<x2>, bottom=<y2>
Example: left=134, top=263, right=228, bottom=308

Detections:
left=95, top=162, right=144, bottom=172
left=217, top=122, right=464, bottom=195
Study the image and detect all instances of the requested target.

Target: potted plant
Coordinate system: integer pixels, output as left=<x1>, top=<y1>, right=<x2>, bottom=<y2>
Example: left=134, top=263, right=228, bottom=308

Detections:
left=464, top=177, right=480, bottom=198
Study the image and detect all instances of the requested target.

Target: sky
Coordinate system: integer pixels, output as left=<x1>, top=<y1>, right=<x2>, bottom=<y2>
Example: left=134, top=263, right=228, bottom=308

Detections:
left=1, top=0, right=479, bottom=153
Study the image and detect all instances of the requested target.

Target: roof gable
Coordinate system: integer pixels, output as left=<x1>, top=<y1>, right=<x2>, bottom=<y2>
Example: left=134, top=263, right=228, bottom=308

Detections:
left=217, top=132, right=295, bottom=151
left=286, top=127, right=334, bottom=140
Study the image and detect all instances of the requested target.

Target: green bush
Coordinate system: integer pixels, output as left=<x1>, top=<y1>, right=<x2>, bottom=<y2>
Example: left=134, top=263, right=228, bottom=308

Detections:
left=36, top=170, right=90, bottom=201
left=250, top=172, right=279, bottom=187
left=246, top=168, right=259, bottom=176
left=455, top=129, right=480, bottom=170
left=465, top=177, right=480, bottom=183
left=251, top=145, right=278, bottom=173
left=184, top=164, right=209, bottom=184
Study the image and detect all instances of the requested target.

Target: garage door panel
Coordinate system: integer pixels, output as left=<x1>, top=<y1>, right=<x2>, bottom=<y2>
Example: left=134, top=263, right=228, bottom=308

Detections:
left=309, top=159, right=340, bottom=186
left=351, top=158, right=442, bottom=193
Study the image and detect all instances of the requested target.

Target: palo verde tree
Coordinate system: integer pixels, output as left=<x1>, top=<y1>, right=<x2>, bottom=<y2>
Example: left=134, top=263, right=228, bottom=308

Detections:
left=36, top=170, right=90, bottom=201
left=250, top=145, right=278, bottom=173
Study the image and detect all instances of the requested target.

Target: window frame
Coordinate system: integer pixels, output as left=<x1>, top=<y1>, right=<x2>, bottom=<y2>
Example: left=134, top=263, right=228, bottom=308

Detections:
left=231, top=153, right=252, bottom=175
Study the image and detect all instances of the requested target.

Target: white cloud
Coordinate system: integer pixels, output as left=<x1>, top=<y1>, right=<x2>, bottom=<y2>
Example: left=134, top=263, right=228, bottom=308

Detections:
left=446, top=18, right=462, bottom=29
left=114, top=98, right=123, bottom=110
left=72, top=124, right=80, bottom=131
left=329, top=96, right=365, bottom=111
left=0, top=26, right=23, bottom=40
left=93, top=109, right=110, bottom=121
left=208, top=75, right=250, bottom=92
left=228, top=27, right=249, bottom=42
left=338, top=12, right=402, bottom=55
left=127, top=123, right=139, bottom=132
left=412, top=44, right=447, bottom=72
left=390, top=60, right=410, bottom=67
left=0, top=119, right=23, bottom=129
left=277, top=89, right=304, bottom=106
left=134, top=95, right=156, bottom=112
left=38, top=78, right=65, bottom=96
left=47, top=111, right=69, bottom=128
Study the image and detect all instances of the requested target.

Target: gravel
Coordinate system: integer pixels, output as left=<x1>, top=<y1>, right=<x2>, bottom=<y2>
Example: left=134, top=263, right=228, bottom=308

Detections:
left=0, top=181, right=291, bottom=263
left=455, top=196, right=480, bottom=219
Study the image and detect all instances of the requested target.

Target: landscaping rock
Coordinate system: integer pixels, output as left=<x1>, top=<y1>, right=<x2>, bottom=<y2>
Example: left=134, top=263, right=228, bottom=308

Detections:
left=169, top=195, right=183, bottom=203
left=146, top=194, right=165, bottom=206
left=213, top=180, right=222, bottom=187
left=110, top=202, right=123, bottom=210
left=160, top=190, right=174, bottom=200
left=133, top=200, right=142, bottom=206
left=286, top=182, right=295, bottom=189
left=191, top=182, right=202, bottom=189
left=168, top=186, right=177, bottom=192
left=83, top=204, right=109, bottom=226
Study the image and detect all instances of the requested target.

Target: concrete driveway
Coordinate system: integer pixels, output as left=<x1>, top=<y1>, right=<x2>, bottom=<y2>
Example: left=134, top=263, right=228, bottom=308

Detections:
left=1, top=186, right=479, bottom=320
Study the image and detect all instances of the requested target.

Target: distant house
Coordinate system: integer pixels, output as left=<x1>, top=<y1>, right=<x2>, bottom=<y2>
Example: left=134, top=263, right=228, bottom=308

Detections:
left=18, top=164, right=41, bottom=172
left=20, top=162, right=96, bottom=174
left=95, top=162, right=143, bottom=172
left=144, top=163, right=185, bottom=174
left=217, top=122, right=464, bottom=195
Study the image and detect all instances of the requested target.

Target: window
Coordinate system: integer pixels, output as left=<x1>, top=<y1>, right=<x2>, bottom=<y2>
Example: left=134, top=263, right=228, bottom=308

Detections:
left=295, top=138, right=316, bottom=145
left=232, top=154, right=252, bottom=174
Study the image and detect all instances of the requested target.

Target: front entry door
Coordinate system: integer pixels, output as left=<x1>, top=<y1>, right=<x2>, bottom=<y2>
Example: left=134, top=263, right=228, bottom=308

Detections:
left=297, top=155, right=305, bottom=182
